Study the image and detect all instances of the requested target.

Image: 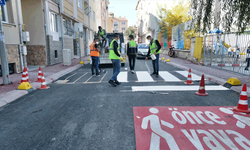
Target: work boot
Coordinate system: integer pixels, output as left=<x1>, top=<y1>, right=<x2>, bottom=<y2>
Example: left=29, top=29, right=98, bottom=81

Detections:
left=92, top=73, right=95, bottom=76
left=245, top=67, right=249, bottom=71
left=96, top=73, right=100, bottom=76
left=109, top=80, right=117, bottom=87
left=151, top=72, right=157, bottom=75
left=115, top=81, right=121, bottom=85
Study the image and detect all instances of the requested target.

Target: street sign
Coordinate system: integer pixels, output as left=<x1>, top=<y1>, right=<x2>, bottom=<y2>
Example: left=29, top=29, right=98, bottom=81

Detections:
left=0, top=0, right=5, bottom=5
left=133, top=106, right=250, bottom=150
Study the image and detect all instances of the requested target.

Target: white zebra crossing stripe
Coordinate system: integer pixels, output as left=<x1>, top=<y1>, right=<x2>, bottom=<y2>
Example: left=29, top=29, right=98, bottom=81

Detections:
left=118, top=72, right=128, bottom=82
left=132, top=85, right=228, bottom=92
left=136, top=71, right=155, bottom=82
left=159, top=71, right=181, bottom=82
left=176, top=71, right=201, bottom=81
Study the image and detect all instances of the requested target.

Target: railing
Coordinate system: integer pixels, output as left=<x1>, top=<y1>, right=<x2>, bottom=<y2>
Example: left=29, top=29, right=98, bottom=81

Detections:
left=203, top=32, right=250, bottom=75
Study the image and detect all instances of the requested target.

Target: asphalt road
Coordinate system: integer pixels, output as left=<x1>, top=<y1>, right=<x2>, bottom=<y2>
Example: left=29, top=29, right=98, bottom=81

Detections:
left=0, top=59, right=241, bottom=150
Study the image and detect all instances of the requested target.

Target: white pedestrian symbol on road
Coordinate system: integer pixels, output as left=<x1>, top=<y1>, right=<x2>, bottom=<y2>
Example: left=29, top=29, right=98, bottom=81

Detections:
left=141, top=108, right=180, bottom=150
left=220, top=107, right=250, bottom=129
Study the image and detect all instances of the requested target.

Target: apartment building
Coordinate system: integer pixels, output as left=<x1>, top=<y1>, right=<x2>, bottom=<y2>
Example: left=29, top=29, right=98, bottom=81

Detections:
left=0, top=0, right=99, bottom=74
left=96, top=0, right=109, bottom=31
left=107, top=13, right=128, bottom=34
left=113, top=16, right=128, bottom=33
left=107, top=12, right=114, bottom=33
left=0, top=0, right=23, bottom=73
left=136, top=0, right=164, bottom=43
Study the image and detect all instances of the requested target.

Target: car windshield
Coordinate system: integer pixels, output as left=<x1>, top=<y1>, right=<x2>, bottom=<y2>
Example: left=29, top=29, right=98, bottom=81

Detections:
left=138, top=44, right=149, bottom=49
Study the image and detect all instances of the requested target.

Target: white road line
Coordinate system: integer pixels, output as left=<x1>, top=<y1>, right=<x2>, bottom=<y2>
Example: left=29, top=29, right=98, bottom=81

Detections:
left=159, top=71, right=181, bottom=82
left=136, top=71, right=155, bottom=82
left=118, top=72, right=128, bottom=82
left=132, top=85, right=228, bottom=92
left=176, top=71, right=201, bottom=81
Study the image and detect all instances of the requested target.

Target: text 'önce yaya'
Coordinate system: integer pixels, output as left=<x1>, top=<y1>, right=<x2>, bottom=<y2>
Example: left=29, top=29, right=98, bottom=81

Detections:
left=133, top=106, right=250, bottom=150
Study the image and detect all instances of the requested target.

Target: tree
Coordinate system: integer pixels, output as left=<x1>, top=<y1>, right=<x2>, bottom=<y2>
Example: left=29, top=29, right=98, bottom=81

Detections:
left=157, top=1, right=191, bottom=39
left=190, top=0, right=250, bottom=33
left=124, top=26, right=136, bottom=39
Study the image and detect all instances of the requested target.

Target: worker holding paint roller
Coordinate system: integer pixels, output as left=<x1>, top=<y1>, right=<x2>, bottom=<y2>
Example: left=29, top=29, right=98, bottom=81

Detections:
left=145, top=35, right=162, bottom=78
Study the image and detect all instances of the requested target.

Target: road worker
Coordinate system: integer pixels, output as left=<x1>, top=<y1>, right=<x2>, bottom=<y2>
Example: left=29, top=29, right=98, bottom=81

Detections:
left=109, top=33, right=122, bottom=87
left=145, top=35, right=162, bottom=78
left=127, top=35, right=138, bottom=74
left=90, top=38, right=100, bottom=76
left=98, top=26, right=107, bottom=48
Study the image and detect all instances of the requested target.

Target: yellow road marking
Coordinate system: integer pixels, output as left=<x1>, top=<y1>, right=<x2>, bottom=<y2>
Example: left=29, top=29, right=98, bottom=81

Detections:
left=73, top=72, right=88, bottom=83
left=65, top=73, right=77, bottom=80
left=84, top=72, right=108, bottom=84
left=99, top=72, right=108, bottom=83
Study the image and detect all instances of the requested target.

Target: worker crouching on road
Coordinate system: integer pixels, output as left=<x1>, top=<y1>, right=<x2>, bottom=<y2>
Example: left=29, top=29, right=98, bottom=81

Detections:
left=127, top=35, right=138, bottom=74
left=90, top=38, right=100, bottom=76
left=109, top=33, right=122, bottom=87
left=145, top=35, right=162, bottom=78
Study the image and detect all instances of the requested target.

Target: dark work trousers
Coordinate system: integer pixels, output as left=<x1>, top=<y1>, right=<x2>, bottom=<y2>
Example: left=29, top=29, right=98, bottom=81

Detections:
left=128, top=55, right=136, bottom=71
left=152, top=54, right=160, bottom=75
left=247, top=58, right=250, bottom=68
left=91, top=56, right=99, bottom=74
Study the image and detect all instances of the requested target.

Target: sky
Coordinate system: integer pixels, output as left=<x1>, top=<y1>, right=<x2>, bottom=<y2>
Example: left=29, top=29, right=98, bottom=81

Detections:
left=108, top=0, right=182, bottom=27
left=108, top=0, right=138, bottom=27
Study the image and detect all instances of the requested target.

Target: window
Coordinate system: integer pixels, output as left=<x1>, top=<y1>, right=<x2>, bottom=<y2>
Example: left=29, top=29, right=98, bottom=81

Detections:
left=122, top=27, right=126, bottom=31
left=93, top=11, right=95, bottom=21
left=122, top=21, right=126, bottom=25
left=55, top=50, right=58, bottom=58
left=49, top=12, right=58, bottom=32
left=89, top=7, right=92, bottom=18
left=63, top=18, right=74, bottom=36
left=84, top=3, right=88, bottom=14
left=78, top=0, right=82, bottom=9
left=0, top=1, right=14, bottom=23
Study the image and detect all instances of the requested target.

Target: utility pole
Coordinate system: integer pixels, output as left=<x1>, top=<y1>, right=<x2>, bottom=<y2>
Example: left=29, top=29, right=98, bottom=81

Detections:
left=0, top=0, right=11, bottom=85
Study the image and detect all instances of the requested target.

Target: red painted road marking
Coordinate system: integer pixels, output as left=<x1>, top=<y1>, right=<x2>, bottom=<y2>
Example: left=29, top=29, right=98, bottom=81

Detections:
left=133, top=106, right=250, bottom=150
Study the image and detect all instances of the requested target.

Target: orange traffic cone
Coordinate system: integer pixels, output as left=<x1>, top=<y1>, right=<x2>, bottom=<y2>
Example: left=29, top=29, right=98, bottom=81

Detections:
left=19, top=67, right=28, bottom=83
left=195, top=74, right=208, bottom=96
left=184, top=69, right=194, bottom=85
left=36, top=67, right=43, bottom=82
left=25, top=67, right=30, bottom=83
left=233, top=84, right=250, bottom=113
left=39, top=73, right=50, bottom=90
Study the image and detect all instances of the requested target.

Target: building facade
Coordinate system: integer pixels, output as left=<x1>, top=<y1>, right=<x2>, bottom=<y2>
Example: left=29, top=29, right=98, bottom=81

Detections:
left=96, top=0, right=109, bottom=31
left=136, top=0, right=164, bottom=43
left=107, top=13, right=128, bottom=34
left=0, top=0, right=100, bottom=75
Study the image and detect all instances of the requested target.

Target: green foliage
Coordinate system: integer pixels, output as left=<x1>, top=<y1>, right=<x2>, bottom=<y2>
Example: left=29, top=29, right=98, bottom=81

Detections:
left=191, top=0, right=250, bottom=33
left=124, top=26, right=136, bottom=39
left=157, top=1, right=191, bottom=39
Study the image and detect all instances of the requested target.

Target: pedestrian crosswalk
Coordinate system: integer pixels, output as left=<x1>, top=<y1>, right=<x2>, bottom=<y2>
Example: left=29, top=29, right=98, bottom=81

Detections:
left=118, top=70, right=200, bottom=83
left=159, top=71, right=181, bottom=82
left=57, top=70, right=203, bottom=84
left=176, top=71, right=201, bottom=81
left=135, top=71, right=155, bottom=82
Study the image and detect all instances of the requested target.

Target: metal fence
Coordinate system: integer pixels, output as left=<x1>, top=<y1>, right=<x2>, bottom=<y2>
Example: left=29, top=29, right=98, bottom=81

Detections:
left=203, top=32, right=250, bottom=75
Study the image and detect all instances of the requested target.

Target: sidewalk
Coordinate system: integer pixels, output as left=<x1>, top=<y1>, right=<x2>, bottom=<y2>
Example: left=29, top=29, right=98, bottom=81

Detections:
left=0, top=56, right=90, bottom=107
left=161, top=54, right=250, bottom=96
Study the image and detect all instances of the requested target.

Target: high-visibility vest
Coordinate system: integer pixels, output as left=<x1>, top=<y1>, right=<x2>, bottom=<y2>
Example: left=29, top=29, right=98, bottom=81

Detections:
left=128, top=40, right=137, bottom=54
left=109, top=39, right=120, bottom=60
left=99, top=29, right=105, bottom=37
left=150, top=39, right=161, bottom=55
left=90, top=42, right=99, bottom=57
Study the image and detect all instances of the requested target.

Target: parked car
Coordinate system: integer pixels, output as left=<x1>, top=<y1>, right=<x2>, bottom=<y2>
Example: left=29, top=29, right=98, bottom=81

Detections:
left=137, top=43, right=150, bottom=59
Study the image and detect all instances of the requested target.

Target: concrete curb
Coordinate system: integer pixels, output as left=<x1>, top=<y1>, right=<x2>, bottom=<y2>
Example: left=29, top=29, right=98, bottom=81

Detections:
left=0, top=63, right=86, bottom=108
left=167, top=61, right=250, bottom=97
